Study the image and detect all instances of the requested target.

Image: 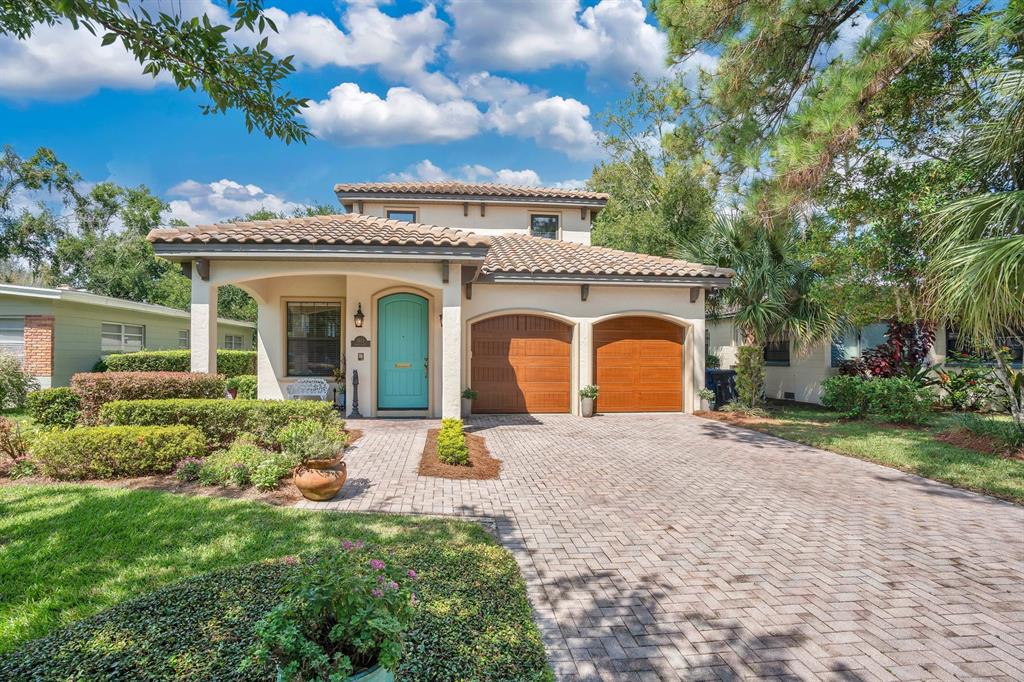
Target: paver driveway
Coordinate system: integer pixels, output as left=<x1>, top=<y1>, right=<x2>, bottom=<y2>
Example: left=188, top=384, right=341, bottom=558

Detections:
left=297, top=414, right=1024, bottom=681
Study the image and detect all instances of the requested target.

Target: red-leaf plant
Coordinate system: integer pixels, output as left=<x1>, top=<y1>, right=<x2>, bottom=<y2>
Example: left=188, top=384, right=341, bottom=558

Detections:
left=840, top=321, right=936, bottom=379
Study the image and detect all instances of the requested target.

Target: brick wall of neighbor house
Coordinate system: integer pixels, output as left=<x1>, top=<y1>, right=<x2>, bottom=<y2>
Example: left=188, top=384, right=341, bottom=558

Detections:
left=23, top=314, right=54, bottom=383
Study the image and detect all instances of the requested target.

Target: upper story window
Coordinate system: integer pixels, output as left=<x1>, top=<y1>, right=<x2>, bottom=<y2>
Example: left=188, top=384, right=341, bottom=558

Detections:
left=530, top=214, right=559, bottom=239
left=102, top=322, right=144, bottom=354
left=386, top=209, right=417, bottom=223
left=763, top=340, right=790, bottom=366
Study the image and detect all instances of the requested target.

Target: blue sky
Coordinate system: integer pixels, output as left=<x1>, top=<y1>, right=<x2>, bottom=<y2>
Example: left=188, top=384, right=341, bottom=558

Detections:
left=0, top=1, right=678, bottom=224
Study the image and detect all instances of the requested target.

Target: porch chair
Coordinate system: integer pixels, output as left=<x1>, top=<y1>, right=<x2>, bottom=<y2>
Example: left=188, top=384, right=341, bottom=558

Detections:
left=286, top=377, right=331, bottom=401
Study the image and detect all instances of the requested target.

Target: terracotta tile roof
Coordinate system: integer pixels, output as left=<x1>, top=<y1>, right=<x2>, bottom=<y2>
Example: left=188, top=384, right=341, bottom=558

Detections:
left=333, top=181, right=608, bottom=203
left=147, top=213, right=490, bottom=248
left=483, top=234, right=732, bottom=279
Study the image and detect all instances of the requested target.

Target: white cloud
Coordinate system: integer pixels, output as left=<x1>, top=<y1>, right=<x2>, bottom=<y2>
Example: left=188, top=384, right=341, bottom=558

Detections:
left=166, top=179, right=303, bottom=225
left=447, top=0, right=667, bottom=82
left=303, top=83, right=483, bottom=146
left=386, top=159, right=584, bottom=189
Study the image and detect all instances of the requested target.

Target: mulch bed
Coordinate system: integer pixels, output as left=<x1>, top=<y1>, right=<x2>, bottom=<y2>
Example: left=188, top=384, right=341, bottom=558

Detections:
left=937, top=429, right=1024, bottom=461
left=418, top=429, right=501, bottom=480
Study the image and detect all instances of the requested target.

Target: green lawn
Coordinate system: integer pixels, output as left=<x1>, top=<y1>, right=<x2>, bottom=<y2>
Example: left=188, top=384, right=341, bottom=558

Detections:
left=706, top=406, right=1024, bottom=503
left=0, top=484, right=550, bottom=680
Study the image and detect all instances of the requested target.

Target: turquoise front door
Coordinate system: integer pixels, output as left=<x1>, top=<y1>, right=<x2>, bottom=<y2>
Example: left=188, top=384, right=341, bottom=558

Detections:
left=377, top=293, right=429, bottom=410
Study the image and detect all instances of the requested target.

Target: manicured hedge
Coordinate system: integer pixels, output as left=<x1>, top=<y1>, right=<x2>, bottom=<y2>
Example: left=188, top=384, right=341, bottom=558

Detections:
left=72, top=372, right=226, bottom=424
left=26, top=388, right=81, bottom=428
left=821, top=375, right=934, bottom=425
left=32, top=425, right=205, bottom=480
left=104, top=350, right=256, bottom=377
left=437, top=418, right=469, bottom=465
left=99, top=399, right=340, bottom=449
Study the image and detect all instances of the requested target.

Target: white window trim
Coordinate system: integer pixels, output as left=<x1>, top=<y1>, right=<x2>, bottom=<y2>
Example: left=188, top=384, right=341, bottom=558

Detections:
left=101, top=321, right=145, bottom=354
left=223, top=334, right=244, bottom=350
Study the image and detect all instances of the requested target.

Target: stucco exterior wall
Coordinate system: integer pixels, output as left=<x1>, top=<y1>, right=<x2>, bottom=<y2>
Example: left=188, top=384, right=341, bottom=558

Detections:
left=356, top=200, right=595, bottom=244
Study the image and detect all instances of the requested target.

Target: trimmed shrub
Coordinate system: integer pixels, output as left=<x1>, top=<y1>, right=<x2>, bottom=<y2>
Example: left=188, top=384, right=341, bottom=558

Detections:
left=199, top=438, right=300, bottom=490
left=227, top=375, right=258, bottom=399
left=0, top=353, right=38, bottom=410
left=276, top=419, right=347, bottom=462
left=174, top=457, right=203, bottom=483
left=734, top=345, right=765, bottom=409
left=32, top=425, right=205, bottom=480
left=436, top=418, right=469, bottom=465
left=821, top=375, right=869, bottom=419
left=103, top=350, right=256, bottom=377
left=99, top=399, right=340, bottom=449
left=72, top=372, right=226, bottom=424
left=26, top=388, right=81, bottom=428
left=864, top=377, right=934, bottom=425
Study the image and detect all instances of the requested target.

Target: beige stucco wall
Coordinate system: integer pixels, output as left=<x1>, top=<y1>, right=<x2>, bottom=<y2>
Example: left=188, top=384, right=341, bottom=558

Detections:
left=356, top=200, right=595, bottom=244
left=707, top=318, right=950, bottom=405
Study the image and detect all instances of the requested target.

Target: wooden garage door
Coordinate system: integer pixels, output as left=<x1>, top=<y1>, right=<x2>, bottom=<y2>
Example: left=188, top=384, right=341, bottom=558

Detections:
left=471, top=315, right=572, bottom=413
left=594, top=316, right=683, bottom=412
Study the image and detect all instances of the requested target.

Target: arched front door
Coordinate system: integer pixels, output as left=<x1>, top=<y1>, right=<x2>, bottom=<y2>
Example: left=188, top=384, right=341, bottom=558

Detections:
left=377, top=293, right=429, bottom=410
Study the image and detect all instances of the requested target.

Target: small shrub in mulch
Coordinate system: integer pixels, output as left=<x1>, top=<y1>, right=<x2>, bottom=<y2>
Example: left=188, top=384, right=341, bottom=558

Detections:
left=419, top=429, right=501, bottom=480
left=937, top=429, right=1024, bottom=461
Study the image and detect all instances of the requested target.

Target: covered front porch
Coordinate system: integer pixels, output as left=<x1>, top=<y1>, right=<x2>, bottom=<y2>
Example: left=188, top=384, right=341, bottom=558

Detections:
left=187, top=259, right=469, bottom=419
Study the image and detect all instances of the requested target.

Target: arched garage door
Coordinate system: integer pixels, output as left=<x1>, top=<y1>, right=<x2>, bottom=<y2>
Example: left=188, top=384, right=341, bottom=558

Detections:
left=471, top=314, right=572, bottom=413
left=594, top=316, right=684, bottom=412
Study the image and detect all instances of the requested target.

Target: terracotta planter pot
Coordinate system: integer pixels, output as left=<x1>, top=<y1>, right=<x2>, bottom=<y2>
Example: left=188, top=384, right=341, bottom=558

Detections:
left=293, top=458, right=347, bottom=501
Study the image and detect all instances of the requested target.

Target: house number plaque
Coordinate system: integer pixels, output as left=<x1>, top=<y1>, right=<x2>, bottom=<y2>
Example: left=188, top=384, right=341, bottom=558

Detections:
left=350, top=335, right=370, bottom=348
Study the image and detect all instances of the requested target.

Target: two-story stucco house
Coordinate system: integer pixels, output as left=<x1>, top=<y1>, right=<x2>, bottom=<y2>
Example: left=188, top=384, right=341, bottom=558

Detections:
left=148, top=182, right=733, bottom=418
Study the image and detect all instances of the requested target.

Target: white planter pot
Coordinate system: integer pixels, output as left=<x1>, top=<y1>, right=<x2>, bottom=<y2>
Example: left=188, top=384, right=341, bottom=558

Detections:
left=581, top=397, right=594, bottom=418
left=461, top=397, right=473, bottom=417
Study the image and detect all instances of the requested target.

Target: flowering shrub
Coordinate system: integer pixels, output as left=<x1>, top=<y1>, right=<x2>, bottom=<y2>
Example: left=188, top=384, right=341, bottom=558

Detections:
left=72, top=372, right=226, bottom=424
left=103, top=350, right=256, bottom=377
left=276, top=419, right=347, bottom=462
left=26, top=388, right=81, bottom=428
left=174, top=457, right=203, bottom=482
left=197, top=436, right=301, bottom=490
left=0, top=353, right=38, bottom=410
left=436, top=418, right=469, bottom=465
left=254, top=543, right=417, bottom=679
left=929, top=353, right=999, bottom=411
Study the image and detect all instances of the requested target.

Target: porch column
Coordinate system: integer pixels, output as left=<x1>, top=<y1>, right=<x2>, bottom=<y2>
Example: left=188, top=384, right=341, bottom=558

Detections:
left=190, top=266, right=218, bottom=374
left=577, top=320, right=593, bottom=417
left=441, top=265, right=463, bottom=419
left=688, top=316, right=705, bottom=414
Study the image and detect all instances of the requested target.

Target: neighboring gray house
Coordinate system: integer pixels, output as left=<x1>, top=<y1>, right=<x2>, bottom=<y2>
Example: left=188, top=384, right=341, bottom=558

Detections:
left=0, top=284, right=255, bottom=388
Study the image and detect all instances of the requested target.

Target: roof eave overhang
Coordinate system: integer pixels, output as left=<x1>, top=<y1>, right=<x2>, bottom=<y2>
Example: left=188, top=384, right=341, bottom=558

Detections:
left=476, top=271, right=733, bottom=288
left=334, top=191, right=607, bottom=208
left=151, top=241, right=490, bottom=262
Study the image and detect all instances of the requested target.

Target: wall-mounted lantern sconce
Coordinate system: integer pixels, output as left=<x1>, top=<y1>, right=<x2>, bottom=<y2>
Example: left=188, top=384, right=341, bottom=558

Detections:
left=354, top=303, right=365, bottom=328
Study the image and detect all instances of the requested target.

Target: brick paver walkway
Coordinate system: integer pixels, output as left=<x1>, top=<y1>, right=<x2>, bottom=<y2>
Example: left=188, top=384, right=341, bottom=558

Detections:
left=296, top=414, right=1024, bottom=680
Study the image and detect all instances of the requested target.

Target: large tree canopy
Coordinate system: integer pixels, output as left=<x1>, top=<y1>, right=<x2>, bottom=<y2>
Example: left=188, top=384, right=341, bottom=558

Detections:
left=2, top=1, right=308, bottom=143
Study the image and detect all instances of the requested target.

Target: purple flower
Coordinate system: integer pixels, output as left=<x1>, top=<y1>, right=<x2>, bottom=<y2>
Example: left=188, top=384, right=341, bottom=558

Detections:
left=371, top=588, right=384, bottom=598
left=388, top=581, right=399, bottom=591
left=377, top=575, right=386, bottom=583
left=355, top=540, right=365, bottom=549
left=282, top=555, right=299, bottom=565
left=342, top=540, right=354, bottom=551
left=407, top=569, right=418, bottom=580
left=369, top=559, right=385, bottom=570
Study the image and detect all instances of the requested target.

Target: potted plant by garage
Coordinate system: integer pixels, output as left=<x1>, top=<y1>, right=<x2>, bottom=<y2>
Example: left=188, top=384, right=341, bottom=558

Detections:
left=698, top=387, right=716, bottom=412
left=279, top=419, right=349, bottom=501
left=254, top=542, right=418, bottom=681
left=461, top=388, right=478, bottom=417
left=579, top=384, right=599, bottom=417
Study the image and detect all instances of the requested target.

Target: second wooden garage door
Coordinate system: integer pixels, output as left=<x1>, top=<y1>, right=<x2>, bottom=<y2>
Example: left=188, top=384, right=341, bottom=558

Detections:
left=471, top=315, right=572, bottom=413
left=594, top=316, right=683, bottom=412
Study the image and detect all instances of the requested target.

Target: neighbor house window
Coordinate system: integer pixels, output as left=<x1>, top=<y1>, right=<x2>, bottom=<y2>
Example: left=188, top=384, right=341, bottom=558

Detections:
left=763, top=340, right=790, bottom=366
left=0, top=318, right=24, bottom=362
left=287, top=302, right=341, bottom=376
left=223, top=334, right=244, bottom=350
left=530, top=214, right=559, bottom=239
left=946, top=326, right=1023, bottom=367
left=830, top=322, right=890, bottom=367
left=386, top=209, right=417, bottom=222
left=102, top=322, right=145, bottom=354
left=178, top=330, right=190, bottom=349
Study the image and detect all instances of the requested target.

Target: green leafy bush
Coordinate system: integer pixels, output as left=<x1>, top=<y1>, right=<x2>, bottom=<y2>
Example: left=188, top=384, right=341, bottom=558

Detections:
left=957, top=413, right=1024, bottom=451
left=0, top=353, right=38, bottom=410
left=821, top=375, right=870, bottom=419
left=32, top=425, right=205, bottom=480
left=734, top=345, right=765, bottom=409
left=436, top=418, right=469, bottom=465
left=863, top=377, right=934, bottom=425
left=99, top=399, right=339, bottom=450
left=254, top=545, right=417, bottom=678
left=276, top=419, right=347, bottom=462
left=174, top=457, right=203, bottom=483
left=26, top=388, right=81, bottom=428
left=930, top=354, right=1000, bottom=411
left=578, top=384, right=599, bottom=400
left=228, top=375, right=258, bottom=399
left=72, top=372, right=226, bottom=424
left=8, top=458, right=36, bottom=480
left=103, top=350, right=256, bottom=377
left=198, top=438, right=300, bottom=490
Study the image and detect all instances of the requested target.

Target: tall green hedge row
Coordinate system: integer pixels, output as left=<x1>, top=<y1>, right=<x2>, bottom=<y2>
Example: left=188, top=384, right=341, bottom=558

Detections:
left=71, top=372, right=226, bottom=424
left=32, top=425, right=205, bottom=480
left=103, top=350, right=256, bottom=377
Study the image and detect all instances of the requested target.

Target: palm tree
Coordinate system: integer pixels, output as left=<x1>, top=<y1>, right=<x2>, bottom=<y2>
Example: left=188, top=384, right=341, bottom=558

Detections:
left=679, top=213, right=838, bottom=407
left=927, top=5, right=1024, bottom=428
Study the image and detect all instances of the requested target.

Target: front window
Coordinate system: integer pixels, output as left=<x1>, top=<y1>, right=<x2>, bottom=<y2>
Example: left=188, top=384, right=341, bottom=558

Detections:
left=178, top=329, right=190, bottom=349
left=763, top=340, right=790, bottom=366
left=831, top=322, right=890, bottom=367
left=0, top=318, right=24, bottom=362
left=386, top=209, right=417, bottom=222
left=946, top=326, right=1023, bottom=367
left=287, top=302, right=341, bottom=376
left=530, top=214, right=559, bottom=239
left=223, top=334, right=244, bottom=350
left=102, top=322, right=145, bottom=354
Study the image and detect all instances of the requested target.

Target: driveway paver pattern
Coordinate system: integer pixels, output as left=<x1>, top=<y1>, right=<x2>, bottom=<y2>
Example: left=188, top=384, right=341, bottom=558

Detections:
left=297, top=414, right=1024, bottom=681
